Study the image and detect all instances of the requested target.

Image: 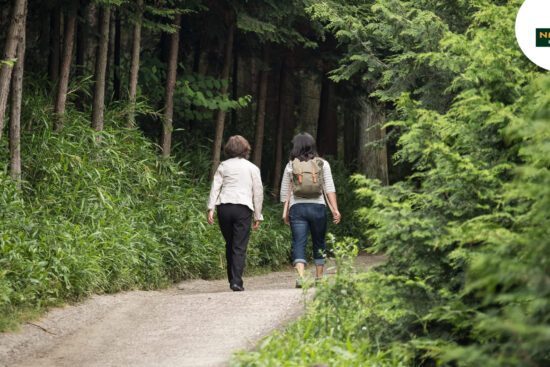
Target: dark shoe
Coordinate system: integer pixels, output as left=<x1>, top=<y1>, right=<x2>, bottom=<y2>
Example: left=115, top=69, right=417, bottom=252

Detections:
left=230, top=284, right=244, bottom=292
left=295, top=277, right=305, bottom=289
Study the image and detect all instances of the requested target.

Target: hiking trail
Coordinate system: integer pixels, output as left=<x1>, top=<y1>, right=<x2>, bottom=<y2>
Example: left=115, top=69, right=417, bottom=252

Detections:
left=0, top=255, right=384, bottom=367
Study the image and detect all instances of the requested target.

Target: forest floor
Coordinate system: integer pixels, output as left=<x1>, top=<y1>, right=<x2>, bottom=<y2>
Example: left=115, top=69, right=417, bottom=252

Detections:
left=0, top=254, right=385, bottom=367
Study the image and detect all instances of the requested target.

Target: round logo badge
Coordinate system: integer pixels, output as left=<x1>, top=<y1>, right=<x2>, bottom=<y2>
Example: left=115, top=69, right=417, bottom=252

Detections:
left=516, top=0, right=550, bottom=70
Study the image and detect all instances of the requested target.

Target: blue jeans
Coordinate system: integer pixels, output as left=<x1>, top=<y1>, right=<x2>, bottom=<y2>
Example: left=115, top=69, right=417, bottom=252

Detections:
left=289, top=203, right=327, bottom=266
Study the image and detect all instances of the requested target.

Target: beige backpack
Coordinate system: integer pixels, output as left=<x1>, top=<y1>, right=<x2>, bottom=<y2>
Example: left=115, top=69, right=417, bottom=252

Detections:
left=291, top=157, right=324, bottom=198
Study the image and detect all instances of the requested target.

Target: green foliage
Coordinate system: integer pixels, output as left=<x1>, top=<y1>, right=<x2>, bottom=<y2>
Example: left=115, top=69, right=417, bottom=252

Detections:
left=138, top=55, right=250, bottom=125
left=232, top=240, right=416, bottom=367
left=236, top=0, right=320, bottom=48
left=234, top=1, right=550, bottom=366
left=324, top=158, right=365, bottom=245
left=0, top=98, right=289, bottom=331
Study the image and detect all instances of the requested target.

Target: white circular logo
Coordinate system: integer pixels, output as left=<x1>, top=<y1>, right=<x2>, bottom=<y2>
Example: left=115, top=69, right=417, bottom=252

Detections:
left=516, top=0, right=550, bottom=70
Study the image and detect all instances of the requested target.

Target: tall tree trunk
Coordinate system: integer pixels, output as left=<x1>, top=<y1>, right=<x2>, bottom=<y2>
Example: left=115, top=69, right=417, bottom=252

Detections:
left=316, top=74, right=337, bottom=157
left=76, top=0, right=86, bottom=70
left=113, top=9, right=121, bottom=101
left=251, top=48, right=269, bottom=168
left=0, top=0, right=26, bottom=143
left=83, top=1, right=97, bottom=73
left=75, top=0, right=96, bottom=108
left=209, top=14, right=235, bottom=179
left=49, top=4, right=61, bottom=85
left=127, top=0, right=144, bottom=128
left=299, top=70, right=322, bottom=138
left=160, top=13, right=181, bottom=157
left=272, top=57, right=292, bottom=197
left=343, top=107, right=358, bottom=171
left=105, top=11, right=115, bottom=100
left=10, top=1, right=26, bottom=185
left=91, top=5, right=110, bottom=131
left=54, top=3, right=77, bottom=131
left=39, top=2, right=51, bottom=73
left=230, top=42, right=238, bottom=130
left=358, top=99, right=388, bottom=184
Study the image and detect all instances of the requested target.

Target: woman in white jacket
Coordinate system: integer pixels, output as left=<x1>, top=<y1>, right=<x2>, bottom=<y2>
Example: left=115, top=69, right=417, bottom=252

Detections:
left=207, top=136, right=263, bottom=292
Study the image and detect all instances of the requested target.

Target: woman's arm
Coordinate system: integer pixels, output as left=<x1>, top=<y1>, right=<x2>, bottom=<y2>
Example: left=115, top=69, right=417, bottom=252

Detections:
left=322, top=161, right=341, bottom=224
left=326, top=192, right=341, bottom=224
left=206, top=164, right=224, bottom=225
left=251, top=166, right=264, bottom=230
left=280, top=163, right=291, bottom=202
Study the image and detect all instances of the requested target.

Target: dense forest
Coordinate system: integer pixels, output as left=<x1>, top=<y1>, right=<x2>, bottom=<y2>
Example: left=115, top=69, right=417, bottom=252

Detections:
left=1, top=0, right=549, bottom=365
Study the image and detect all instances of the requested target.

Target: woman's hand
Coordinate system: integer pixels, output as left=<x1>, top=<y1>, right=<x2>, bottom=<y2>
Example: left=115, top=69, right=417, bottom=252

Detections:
left=252, top=220, right=261, bottom=231
left=332, top=210, right=341, bottom=224
left=284, top=213, right=290, bottom=226
left=207, top=210, right=214, bottom=225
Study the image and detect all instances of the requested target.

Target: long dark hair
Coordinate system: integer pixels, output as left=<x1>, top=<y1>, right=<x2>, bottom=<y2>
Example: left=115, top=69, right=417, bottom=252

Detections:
left=289, top=133, right=318, bottom=162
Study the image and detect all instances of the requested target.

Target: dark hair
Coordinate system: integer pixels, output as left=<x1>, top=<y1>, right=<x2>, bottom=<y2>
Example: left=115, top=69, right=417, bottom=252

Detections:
left=289, top=132, right=318, bottom=161
left=224, top=135, right=251, bottom=159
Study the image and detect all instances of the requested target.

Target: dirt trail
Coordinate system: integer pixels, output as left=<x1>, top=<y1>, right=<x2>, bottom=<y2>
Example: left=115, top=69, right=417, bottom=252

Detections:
left=0, top=255, right=385, bottom=367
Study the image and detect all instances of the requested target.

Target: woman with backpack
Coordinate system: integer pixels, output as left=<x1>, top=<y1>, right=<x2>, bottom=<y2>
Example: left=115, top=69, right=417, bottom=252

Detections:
left=207, top=135, right=264, bottom=292
left=280, top=132, right=341, bottom=288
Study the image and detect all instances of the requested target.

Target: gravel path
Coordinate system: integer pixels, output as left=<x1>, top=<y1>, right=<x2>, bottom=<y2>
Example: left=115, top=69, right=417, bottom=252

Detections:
left=0, top=255, right=385, bottom=367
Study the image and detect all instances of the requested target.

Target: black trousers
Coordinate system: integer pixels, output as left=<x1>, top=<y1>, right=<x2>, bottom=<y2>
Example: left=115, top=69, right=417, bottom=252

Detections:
left=217, top=204, right=252, bottom=287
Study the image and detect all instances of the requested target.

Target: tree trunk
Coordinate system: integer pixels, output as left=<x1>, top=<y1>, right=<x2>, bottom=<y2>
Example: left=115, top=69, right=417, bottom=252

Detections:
left=49, top=4, right=61, bottom=85
left=76, top=0, right=86, bottom=70
left=358, top=99, right=388, bottom=184
left=91, top=5, right=110, bottom=132
left=0, top=0, right=26, bottom=144
left=251, top=48, right=269, bottom=168
left=160, top=13, right=181, bottom=157
left=10, top=2, right=26, bottom=185
left=54, top=3, right=77, bottom=131
left=39, top=2, right=51, bottom=73
left=113, top=9, right=121, bottom=101
left=272, top=57, right=292, bottom=197
left=83, top=1, right=97, bottom=73
left=75, top=0, right=96, bottom=107
left=343, top=107, right=358, bottom=171
left=209, top=15, right=235, bottom=179
left=299, top=70, right=321, bottom=138
left=316, top=74, right=338, bottom=157
left=230, top=42, right=238, bottom=130
left=127, top=0, right=144, bottom=128
left=105, top=10, right=115, bottom=100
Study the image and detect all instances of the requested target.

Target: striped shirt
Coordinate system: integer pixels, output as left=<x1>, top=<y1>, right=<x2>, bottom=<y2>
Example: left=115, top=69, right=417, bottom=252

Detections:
left=279, top=158, right=336, bottom=208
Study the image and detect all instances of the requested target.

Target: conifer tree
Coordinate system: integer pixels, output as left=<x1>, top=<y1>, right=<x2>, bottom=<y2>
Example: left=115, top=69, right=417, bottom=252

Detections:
left=210, top=10, right=235, bottom=178
left=9, top=0, right=26, bottom=185
left=54, top=1, right=78, bottom=131
left=160, top=13, right=181, bottom=157
left=126, top=0, right=144, bottom=128
left=91, top=4, right=111, bottom=131
left=0, top=0, right=27, bottom=143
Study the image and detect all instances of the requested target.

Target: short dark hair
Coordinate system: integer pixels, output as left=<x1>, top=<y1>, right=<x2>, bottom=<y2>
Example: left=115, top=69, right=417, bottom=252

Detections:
left=289, top=133, right=318, bottom=162
left=224, top=135, right=251, bottom=159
